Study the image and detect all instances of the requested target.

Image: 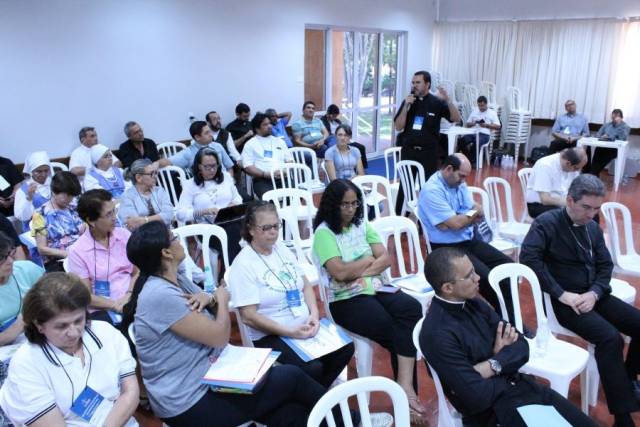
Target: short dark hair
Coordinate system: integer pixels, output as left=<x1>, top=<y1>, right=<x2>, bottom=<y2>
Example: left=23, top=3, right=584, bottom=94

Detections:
left=413, top=70, right=431, bottom=85
left=302, top=100, right=316, bottom=110
left=335, top=124, right=352, bottom=137
left=424, top=247, right=467, bottom=294
left=561, top=147, right=583, bottom=166
left=251, top=113, right=270, bottom=133
left=189, top=121, right=208, bottom=139
left=77, top=189, right=112, bottom=223
left=0, top=231, right=15, bottom=254
left=441, top=154, right=462, bottom=171
left=192, top=147, right=224, bottom=186
left=313, top=179, right=363, bottom=234
left=568, top=174, right=606, bottom=202
left=50, top=171, right=81, bottom=196
left=327, top=104, right=340, bottom=115
left=22, top=272, right=91, bottom=346
left=477, top=96, right=488, bottom=104
left=235, top=103, right=250, bottom=115
left=612, top=109, right=623, bottom=118
left=78, top=126, right=95, bottom=141
left=205, top=111, right=218, bottom=124
left=240, top=201, right=278, bottom=243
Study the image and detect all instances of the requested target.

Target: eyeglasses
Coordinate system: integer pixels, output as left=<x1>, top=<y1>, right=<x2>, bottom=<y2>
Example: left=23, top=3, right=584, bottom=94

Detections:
left=139, top=171, right=158, bottom=177
left=200, top=164, right=219, bottom=171
left=101, top=208, right=118, bottom=220
left=0, top=247, right=17, bottom=264
left=454, top=268, right=477, bottom=283
left=340, top=200, right=361, bottom=209
left=256, top=223, right=281, bottom=232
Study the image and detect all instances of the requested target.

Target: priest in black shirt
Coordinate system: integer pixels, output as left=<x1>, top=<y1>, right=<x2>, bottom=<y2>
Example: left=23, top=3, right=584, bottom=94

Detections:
left=393, top=70, right=460, bottom=214
left=118, top=121, right=159, bottom=169
left=520, top=174, right=640, bottom=427
left=420, top=247, right=596, bottom=427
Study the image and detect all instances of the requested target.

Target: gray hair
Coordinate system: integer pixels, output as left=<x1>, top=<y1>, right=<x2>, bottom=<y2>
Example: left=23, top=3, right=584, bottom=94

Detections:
left=127, top=158, right=153, bottom=182
left=568, top=174, right=606, bottom=202
left=124, top=121, right=138, bottom=137
left=78, top=126, right=95, bottom=141
left=264, top=108, right=277, bottom=116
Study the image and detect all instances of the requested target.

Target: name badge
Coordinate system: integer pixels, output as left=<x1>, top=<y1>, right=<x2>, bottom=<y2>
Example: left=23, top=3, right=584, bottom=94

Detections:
left=563, top=126, right=571, bottom=135
left=412, top=116, right=424, bottom=131
left=70, top=386, right=113, bottom=425
left=286, top=289, right=305, bottom=318
left=94, top=280, right=110, bottom=298
left=264, top=150, right=273, bottom=158
left=0, top=316, right=17, bottom=333
left=309, top=130, right=322, bottom=139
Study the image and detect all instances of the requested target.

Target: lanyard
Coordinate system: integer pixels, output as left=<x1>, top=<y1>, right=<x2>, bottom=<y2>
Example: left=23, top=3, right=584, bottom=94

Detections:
left=135, top=188, right=158, bottom=216
left=49, top=340, right=93, bottom=404
left=338, top=147, right=353, bottom=178
left=93, top=235, right=111, bottom=283
left=251, top=245, right=298, bottom=292
left=11, top=274, right=22, bottom=318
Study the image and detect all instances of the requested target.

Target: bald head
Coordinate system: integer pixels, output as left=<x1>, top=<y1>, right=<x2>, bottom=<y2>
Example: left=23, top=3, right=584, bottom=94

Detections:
left=442, top=154, right=471, bottom=187
left=560, top=147, right=587, bottom=172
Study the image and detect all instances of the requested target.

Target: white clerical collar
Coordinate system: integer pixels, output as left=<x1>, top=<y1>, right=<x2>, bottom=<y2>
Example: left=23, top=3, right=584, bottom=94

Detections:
left=435, top=294, right=465, bottom=306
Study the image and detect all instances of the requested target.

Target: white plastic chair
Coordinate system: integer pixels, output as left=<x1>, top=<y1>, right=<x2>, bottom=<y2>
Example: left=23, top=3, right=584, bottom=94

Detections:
left=270, top=162, right=314, bottom=192
left=467, top=186, right=519, bottom=257
left=488, top=263, right=589, bottom=413
left=396, top=160, right=425, bottom=218
left=601, top=202, right=640, bottom=277
left=307, top=376, right=408, bottom=427
left=173, top=224, right=229, bottom=287
left=412, top=318, right=463, bottom=427
left=157, top=165, right=186, bottom=207
left=276, top=210, right=318, bottom=287
left=50, top=161, right=69, bottom=173
left=352, top=175, right=394, bottom=220
left=384, top=147, right=401, bottom=208
left=544, top=278, right=637, bottom=408
left=483, top=177, right=530, bottom=244
left=289, top=147, right=326, bottom=192
left=262, top=188, right=316, bottom=243
left=371, top=216, right=434, bottom=314
left=157, top=141, right=187, bottom=158
left=517, top=168, right=533, bottom=222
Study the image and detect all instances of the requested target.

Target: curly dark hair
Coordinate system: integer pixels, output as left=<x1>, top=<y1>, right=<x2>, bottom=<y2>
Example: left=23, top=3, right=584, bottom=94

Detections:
left=313, top=179, right=363, bottom=234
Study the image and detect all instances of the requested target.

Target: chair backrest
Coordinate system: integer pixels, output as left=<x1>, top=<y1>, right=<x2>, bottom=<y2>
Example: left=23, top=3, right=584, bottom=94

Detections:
left=222, top=270, right=255, bottom=348
left=270, top=162, right=313, bottom=191
left=156, top=165, right=186, bottom=206
left=467, top=186, right=499, bottom=236
left=463, top=84, right=479, bottom=122
left=383, top=147, right=402, bottom=182
left=483, top=177, right=517, bottom=225
left=352, top=175, right=394, bottom=220
left=517, top=168, right=532, bottom=197
left=157, top=141, right=187, bottom=159
left=262, top=188, right=315, bottom=244
left=601, top=202, right=638, bottom=262
left=371, top=216, right=424, bottom=278
left=307, top=376, right=410, bottom=427
left=412, top=318, right=462, bottom=427
left=50, top=161, right=69, bottom=173
left=439, top=80, right=455, bottom=101
left=487, top=263, right=546, bottom=333
left=480, top=81, right=497, bottom=105
left=173, top=224, right=229, bottom=286
left=454, top=82, right=466, bottom=105
left=396, top=160, right=425, bottom=212
left=127, top=323, right=136, bottom=346
left=289, top=147, right=322, bottom=183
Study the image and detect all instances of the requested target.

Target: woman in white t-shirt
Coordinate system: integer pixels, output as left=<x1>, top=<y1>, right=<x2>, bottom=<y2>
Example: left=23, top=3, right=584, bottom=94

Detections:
left=229, top=201, right=355, bottom=388
left=0, top=272, right=139, bottom=427
left=177, top=147, right=243, bottom=261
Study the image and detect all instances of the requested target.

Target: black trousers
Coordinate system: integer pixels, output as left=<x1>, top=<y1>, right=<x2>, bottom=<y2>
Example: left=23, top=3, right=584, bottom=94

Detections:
left=329, top=292, right=422, bottom=382
left=252, top=177, right=276, bottom=200
left=162, top=365, right=323, bottom=427
left=431, top=239, right=516, bottom=324
left=394, top=144, right=439, bottom=215
left=551, top=294, right=640, bottom=414
left=548, top=139, right=576, bottom=154
left=254, top=334, right=355, bottom=388
left=584, top=146, right=618, bottom=177
left=526, top=203, right=559, bottom=219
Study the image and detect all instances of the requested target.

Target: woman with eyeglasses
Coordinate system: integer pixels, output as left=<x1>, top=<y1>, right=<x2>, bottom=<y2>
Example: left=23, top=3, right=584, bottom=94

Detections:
left=312, top=179, right=425, bottom=424
left=177, top=148, right=242, bottom=260
left=0, top=272, right=139, bottom=427
left=67, top=190, right=138, bottom=325
left=228, top=201, right=356, bottom=390
left=84, top=144, right=130, bottom=199
left=324, top=124, right=364, bottom=181
left=118, top=159, right=174, bottom=231
left=31, top=172, right=84, bottom=272
left=14, top=151, right=52, bottom=227
left=122, top=221, right=324, bottom=427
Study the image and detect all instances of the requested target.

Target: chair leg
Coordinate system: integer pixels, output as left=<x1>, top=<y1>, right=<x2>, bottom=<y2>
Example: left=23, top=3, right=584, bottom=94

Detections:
left=586, top=346, right=600, bottom=407
left=548, top=377, right=571, bottom=398
left=579, top=370, right=590, bottom=414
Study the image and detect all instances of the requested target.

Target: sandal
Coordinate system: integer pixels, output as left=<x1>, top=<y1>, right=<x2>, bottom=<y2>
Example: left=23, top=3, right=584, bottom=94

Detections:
left=408, top=396, right=428, bottom=426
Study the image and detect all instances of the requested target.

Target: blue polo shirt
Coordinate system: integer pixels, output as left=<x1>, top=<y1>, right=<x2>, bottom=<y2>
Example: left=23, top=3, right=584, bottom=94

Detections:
left=551, top=113, right=589, bottom=138
left=271, top=118, right=293, bottom=148
left=168, top=141, right=234, bottom=171
left=418, top=171, right=474, bottom=244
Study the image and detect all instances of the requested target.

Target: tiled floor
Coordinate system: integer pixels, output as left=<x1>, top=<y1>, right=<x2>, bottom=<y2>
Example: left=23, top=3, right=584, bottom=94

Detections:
left=135, top=163, right=640, bottom=427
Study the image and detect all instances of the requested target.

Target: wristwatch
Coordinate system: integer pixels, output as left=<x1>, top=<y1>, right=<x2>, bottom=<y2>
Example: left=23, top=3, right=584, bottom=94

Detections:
left=488, top=358, right=502, bottom=375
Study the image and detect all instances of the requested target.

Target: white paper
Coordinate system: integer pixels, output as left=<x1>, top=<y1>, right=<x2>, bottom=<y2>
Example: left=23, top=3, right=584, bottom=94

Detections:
left=0, top=175, right=9, bottom=192
left=391, top=274, right=432, bottom=293
left=203, top=345, right=272, bottom=384
left=516, top=404, right=571, bottom=427
left=283, top=320, right=351, bottom=361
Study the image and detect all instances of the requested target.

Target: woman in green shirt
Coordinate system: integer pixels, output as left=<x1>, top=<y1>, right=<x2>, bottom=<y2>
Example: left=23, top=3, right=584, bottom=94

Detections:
left=312, top=179, right=425, bottom=423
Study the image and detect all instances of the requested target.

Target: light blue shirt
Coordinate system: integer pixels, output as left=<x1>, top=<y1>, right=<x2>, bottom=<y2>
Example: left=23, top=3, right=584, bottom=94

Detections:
left=551, top=113, right=589, bottom=138
left=168, top=141, right=234, bottom=171
left=271, top=118, right=293, bottom=148
left=291, top=117, right=325, bottom=144
left=418, top=171, right=474, bottom=244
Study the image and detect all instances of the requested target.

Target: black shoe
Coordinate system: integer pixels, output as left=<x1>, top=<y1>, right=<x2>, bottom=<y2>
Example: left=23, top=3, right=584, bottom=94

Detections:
left=612, top=412, right=635, bottom=427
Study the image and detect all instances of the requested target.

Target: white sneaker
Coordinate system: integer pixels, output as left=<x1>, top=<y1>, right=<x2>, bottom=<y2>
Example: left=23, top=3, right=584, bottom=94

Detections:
left=361, top=412, right=394, bottom=427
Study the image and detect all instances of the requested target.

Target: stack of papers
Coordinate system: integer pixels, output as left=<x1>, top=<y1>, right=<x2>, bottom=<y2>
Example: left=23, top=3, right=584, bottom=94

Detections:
left=391, top=274, right=433, bottom=294
left=202, top=345, right=280, bottom=394
left=281, top=318, right=353, bottom=362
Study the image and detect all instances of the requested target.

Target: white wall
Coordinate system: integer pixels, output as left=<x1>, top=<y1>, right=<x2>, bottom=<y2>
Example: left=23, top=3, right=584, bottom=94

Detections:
left=439, top=0, right=640, bottom=21
left=0, top=0, right=436, bottom=162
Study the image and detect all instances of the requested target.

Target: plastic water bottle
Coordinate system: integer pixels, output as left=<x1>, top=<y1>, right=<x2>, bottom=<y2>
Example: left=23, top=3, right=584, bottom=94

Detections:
left=535, top=319, right=551, bottom=357
left=203, top=265, right=215, bottom=294
left=500, top=155, right=507, bottom=169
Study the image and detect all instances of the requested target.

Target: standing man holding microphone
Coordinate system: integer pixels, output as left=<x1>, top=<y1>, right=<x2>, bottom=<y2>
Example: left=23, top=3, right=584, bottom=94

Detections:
left=393, top=70, right=460, bottom=214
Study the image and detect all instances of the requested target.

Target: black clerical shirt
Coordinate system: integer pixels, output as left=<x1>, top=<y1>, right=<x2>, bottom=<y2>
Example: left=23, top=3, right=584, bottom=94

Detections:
left=420, top=296, right=529, bottom=423
left=394, top=93, right=451, bottom=148
left=519, top=208, right=613, bottom=300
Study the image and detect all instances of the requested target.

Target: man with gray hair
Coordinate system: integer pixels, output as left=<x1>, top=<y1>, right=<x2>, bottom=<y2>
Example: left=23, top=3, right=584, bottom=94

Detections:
left=265, top=108, right=293, bottom=148
left=69, top=126, right=121, bottom=180
left=520, top=174, right=640, bottom=426
left=118, top=121, right=159, bottom=169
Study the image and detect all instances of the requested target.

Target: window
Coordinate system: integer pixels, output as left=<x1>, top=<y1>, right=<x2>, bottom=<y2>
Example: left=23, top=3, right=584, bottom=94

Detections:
left=305, top=27, right=404, bottom=156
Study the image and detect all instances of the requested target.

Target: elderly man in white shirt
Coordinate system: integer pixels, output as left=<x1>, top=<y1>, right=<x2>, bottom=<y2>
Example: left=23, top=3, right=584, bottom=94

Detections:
left=525, top=147, right=587, bottom=218
left=461, top=96, right=501, bottom=165
left=69, top=127, right=121, bottom=185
